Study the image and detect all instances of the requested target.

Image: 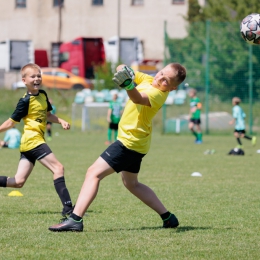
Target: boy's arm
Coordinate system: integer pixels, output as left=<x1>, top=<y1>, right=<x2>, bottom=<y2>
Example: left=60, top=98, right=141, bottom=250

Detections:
left=229, top=118, right=235, bottom=125
left=0, top=119, right=16, bottom=133
left=114, top=65, right=151, bottom=107
left=47, top=112, right=70, bottom=130
left=126, top=88, right=151, bottom=106
left=107, top=108, right=112, bottom=122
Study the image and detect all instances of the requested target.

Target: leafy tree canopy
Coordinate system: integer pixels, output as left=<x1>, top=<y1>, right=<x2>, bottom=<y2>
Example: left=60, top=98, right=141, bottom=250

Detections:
left=188, top=0, right=260, bottom=22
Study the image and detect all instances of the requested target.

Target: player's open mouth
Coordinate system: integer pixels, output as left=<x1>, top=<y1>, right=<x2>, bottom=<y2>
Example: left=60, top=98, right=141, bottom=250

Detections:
left=34, top=84, right=40, bottom=87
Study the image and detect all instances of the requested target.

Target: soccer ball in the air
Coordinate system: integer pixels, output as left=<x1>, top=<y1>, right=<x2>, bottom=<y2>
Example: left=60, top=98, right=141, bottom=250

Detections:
left=240, top=13, right=260, bottom=45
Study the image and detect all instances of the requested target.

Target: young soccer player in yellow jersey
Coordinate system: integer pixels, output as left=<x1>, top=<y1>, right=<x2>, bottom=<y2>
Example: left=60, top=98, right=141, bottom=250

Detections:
left=0, top=63, right=74, bottom=216
left=49, top=63, right=186, bottom=232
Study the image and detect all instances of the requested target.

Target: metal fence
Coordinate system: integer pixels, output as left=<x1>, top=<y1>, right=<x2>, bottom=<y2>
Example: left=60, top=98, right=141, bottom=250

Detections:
left=163, top=20, right=260, bottom=135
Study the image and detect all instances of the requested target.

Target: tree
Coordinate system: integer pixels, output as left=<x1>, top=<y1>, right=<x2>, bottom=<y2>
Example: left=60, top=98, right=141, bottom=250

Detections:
left=202, top=0, right=260, bottom=22
left=186, top=0, right=205, bottom=23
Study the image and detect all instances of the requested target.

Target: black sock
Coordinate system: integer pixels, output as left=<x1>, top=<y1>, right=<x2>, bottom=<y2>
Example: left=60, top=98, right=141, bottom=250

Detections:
left=47, top=129, right=51, bottom=137
left=244, top=135, right=252, bottom=140
left=70, top=213, right=82, bottom=221
left=0, top=176, right=7, bottom=187
left=236, top=138, right=242, bottom=145
left=160, top=211, right=171, bottom=221
left=54, top=176, right=72, bottom=209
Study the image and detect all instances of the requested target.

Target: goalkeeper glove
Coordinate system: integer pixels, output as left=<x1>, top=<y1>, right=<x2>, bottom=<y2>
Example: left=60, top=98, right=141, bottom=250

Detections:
left=112, top=66, right=135, bottom=90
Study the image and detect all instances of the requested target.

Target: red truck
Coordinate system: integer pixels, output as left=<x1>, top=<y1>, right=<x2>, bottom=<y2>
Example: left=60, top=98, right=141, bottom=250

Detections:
left=59, top=37, right=105, bottom=79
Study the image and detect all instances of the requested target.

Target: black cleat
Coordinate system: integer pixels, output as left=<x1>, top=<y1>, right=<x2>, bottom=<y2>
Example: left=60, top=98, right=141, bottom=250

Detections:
left=162, top=213, right=179, bottom=228
left=61, top=205, right=74, bottom=217
left=49, top=217, right=83, bottom=232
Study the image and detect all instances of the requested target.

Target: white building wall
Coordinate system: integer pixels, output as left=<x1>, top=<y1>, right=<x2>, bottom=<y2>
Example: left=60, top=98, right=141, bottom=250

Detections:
left=0, top=0, right=201, bottom=61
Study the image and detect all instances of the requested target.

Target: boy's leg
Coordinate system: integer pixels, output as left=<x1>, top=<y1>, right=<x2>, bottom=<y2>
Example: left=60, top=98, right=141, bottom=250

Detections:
left=121, top=171, right=167, bottom=214
left=73, top=157, right=114, bottom=216
left=49, top=156, right=115, bottom=231
left=251, top=136, right=257, bottom=146
left=0, top=159, right=33, bottom=188
left=46, top=123, right=52, bottom=141
left=121, top=171, right=179, bottom=228
left=196, top=124, right=202, bottom=143
left=105, top=127, right=112, bottom=145
left=243, top=134, right=257, bottom=146
left=234, top=132, right=242, bottom=148
left=114, top=129, right=118, bottom=141
left=39, top=153, right=73, bottom=215
left=189, top=121, right=198, bottom=140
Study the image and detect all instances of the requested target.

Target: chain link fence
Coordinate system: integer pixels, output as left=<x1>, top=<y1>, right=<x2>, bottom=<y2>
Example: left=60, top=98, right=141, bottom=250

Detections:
left=163, top=20, right=260, bottom=135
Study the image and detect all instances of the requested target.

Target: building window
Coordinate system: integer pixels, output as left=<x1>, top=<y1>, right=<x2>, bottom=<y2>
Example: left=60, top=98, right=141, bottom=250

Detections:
left=53, top=0, right=64, bottom=7
left=132, top=0, right=144, bottom=5
left=92, top=0, right=103, bottom=6
left=16, top=0, right=26, bottom=8
left=172, top=0, right=185, bottom=4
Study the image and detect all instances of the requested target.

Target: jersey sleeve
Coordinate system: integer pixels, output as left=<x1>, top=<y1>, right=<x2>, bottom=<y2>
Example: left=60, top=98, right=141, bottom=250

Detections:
left=134, top=71, right=153, bottom=86
left=40, top=90, right=53, bottom=112
left=10, top=98, right=29, bottom=122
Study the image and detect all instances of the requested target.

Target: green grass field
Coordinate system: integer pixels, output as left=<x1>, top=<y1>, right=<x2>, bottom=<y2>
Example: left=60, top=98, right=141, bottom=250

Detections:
left=0, top=129, right=259, bottom=259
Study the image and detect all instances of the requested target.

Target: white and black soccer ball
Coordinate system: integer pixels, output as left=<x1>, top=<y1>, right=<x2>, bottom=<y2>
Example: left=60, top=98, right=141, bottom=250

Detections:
left=240, top=13, right=260, bottom=45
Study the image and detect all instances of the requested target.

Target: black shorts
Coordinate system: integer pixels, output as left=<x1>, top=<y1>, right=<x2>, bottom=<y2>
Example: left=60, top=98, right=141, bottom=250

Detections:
left=190, top=119, right=201, bottom=125
left=100, top=140, right=146, bottom=173
left=47, top=122, right=52, bottom=125
left=234, top=129, right=246, bottom=134
left=20, top=143, right=52, bottom=166
left=109, top=122, right=119, bottom=130
left=2, top=142, right=8, bottom=148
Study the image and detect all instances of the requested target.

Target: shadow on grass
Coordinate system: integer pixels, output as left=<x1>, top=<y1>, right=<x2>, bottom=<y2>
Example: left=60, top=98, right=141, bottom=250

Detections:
left=90, top=225, right=213, bottom=233
left=176, top=226, right=212, bottom=233
left=3, top=210, right=94, bottom=215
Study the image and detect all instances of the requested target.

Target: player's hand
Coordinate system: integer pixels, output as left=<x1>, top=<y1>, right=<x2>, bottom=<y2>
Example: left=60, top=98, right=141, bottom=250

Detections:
left=112, top=66, right=135, bottom=90
left=60, top=120, right=70, bottom=130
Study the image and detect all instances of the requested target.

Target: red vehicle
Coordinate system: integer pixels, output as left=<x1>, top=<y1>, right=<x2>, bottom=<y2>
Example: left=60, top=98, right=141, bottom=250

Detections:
left=34, top=49, right=49, bottom=67
left=59, top=37, right=105, bottom=79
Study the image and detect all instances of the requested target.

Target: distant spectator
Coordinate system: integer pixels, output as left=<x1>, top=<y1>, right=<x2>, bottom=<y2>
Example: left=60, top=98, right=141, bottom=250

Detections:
left=0, top=126, right=21, bottom=149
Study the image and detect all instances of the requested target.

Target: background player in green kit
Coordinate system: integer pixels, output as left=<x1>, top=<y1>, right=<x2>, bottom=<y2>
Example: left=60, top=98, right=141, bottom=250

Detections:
left=49, top=62, right=186, bottom=232
left=0, top=63, right=74, bottom=217
left=46, top=98, right=57, bottom=141
left=188, top=88, right=203, bottom=144
left=105, top=93, right=122, bottom=145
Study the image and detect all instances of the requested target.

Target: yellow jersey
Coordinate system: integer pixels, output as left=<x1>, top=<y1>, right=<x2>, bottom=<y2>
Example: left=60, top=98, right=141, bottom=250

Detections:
left=118, top=72, right=168, bottom=154
left=10, top=90, right=53, bottom=152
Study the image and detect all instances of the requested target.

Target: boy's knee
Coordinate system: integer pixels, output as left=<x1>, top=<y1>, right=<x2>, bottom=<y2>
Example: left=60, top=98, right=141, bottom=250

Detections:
left=122, top=179, right=138, bottom=190
left=55, top=163, right=64, bottom=174
left=13, top=179, right=26, bottom=188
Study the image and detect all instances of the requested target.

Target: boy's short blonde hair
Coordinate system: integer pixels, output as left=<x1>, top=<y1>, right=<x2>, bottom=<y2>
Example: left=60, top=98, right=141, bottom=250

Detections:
left=20, top=63, right=41, bottom=78
left=232, top=97, right=241, bottom=105
left=168, top=63, right=186, bottom=85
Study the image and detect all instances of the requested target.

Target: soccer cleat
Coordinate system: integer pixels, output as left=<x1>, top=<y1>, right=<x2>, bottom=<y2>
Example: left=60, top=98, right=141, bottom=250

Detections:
left=252, top=136, right=257, bottom=146
left=49, top=217, right=83, bottom=232
left=195, top=140, right=202, bottom=144
left=162, top=213, right=179, bottom=228
left=61, top=205, right=74, bottom=217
